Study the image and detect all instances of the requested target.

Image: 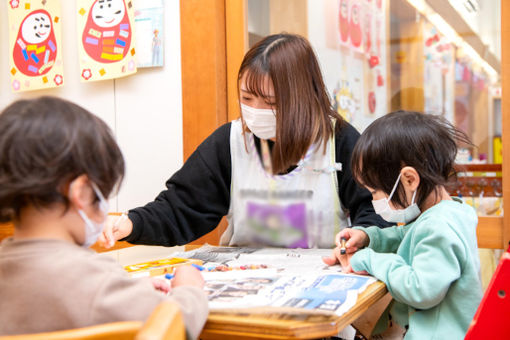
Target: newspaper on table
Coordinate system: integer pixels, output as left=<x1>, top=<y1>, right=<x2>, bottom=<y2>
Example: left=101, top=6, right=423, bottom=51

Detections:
left=171, top=245, right=376, bottom=316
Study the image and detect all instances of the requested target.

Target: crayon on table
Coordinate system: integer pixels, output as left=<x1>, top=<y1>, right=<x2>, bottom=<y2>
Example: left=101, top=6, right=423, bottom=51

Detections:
left=192, top=263, right=205, bottom=271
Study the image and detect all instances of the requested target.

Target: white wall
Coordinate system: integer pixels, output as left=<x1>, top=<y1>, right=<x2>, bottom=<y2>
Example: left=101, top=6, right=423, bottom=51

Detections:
left=0, top=0, right=183, bottom=212
left=306, top=0, right=340, bottom=98
left=477, top=0, right=501, bottom=59
left=247, top=0, right=270, bottom=37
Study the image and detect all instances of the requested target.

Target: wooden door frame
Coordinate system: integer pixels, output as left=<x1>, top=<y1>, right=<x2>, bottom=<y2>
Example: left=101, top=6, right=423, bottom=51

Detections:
left=180, top=0, right=245, bottom=160
left=180, top=0, right=227, bottom=161
left=180, top=0, right=245, bottom=245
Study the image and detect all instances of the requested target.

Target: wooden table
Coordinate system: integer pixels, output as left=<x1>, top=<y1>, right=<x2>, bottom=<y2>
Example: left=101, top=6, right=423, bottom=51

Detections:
left=180, top=245, right=389, bottom=339
left=200, top=281, right=388, bottom=340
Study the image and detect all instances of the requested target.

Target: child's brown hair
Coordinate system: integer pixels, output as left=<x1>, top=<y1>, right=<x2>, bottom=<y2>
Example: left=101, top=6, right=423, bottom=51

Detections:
left=0, top=96, right=124, bottom=223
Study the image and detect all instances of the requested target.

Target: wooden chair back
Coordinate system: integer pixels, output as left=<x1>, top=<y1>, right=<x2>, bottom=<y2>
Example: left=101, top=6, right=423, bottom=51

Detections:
left=136, top=301, right=185, bottom=340
left=0, top=302, right=185, bottom=340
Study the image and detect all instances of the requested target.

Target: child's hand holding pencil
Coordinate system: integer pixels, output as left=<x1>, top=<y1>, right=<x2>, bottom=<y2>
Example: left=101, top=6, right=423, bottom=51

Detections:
left=322, top=228, right=370, bottom=274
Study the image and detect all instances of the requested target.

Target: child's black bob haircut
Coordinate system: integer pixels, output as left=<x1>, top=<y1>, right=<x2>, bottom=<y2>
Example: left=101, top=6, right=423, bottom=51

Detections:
left=351, top=111, right=470, bottom=209
left=0, top=96, right=125, bottom=223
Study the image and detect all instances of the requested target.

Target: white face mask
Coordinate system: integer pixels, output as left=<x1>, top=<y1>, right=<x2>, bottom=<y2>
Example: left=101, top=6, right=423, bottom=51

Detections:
left=76, top=182, right=109, bottom=248
left=372, top=173, right=421, bottom=224
left=241, top=103, right=276, bottom=140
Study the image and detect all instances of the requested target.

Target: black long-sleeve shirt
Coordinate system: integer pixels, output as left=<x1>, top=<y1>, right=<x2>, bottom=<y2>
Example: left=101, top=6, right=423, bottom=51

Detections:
left=125, top=122, right=392, bottom=246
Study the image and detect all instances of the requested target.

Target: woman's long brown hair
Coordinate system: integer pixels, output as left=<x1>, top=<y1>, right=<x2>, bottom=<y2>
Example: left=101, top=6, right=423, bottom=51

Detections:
left=238, top=33, right=344, bottom=175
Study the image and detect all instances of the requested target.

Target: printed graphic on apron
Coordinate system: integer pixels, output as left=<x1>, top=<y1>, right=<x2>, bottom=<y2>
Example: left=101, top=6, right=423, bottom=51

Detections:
left=225, top=119, right=347, bottom=248
left=246, top=202, right=307, bottom=248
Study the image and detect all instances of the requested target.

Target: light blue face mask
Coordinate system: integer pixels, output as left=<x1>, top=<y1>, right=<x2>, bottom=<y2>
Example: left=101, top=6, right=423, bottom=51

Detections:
left=371, top=173, right=421, bottom=224
left=76, top=182, right=109, bottom=248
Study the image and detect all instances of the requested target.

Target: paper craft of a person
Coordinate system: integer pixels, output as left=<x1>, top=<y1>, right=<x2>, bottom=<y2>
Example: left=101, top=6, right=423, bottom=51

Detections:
left=13, top=9, right=57, bottom=76
left=82, top=0, right=132, bottom=63
left=349, top=3, right=362, bottom=48
left=152, top=29, right=161, bottom=66
left=339, top=0, right=349, bottom=43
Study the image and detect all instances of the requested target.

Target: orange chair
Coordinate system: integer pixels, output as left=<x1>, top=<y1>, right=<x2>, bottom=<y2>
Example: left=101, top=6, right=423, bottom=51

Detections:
left=0, top=301, right=185, bottom=340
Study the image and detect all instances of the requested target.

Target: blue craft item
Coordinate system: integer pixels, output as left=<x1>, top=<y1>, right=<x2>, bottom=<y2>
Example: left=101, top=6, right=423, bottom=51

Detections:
left=30, top=53, right=39, bottom=63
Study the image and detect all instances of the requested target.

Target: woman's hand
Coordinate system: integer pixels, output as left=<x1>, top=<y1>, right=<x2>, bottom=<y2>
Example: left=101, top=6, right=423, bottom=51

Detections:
left=98, top=214, right=133, bottom=248
left=322, top=228, right=370, bottom=274
left=171, top=266, right=205, bottom=289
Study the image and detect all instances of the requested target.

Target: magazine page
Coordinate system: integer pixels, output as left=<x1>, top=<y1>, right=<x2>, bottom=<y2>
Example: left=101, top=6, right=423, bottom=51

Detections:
left=172, top=245, right=343, bottom=274
left=173, top=245, right=260, bottom=265
left=171, top=246, right=376, bottom=316
left=202, top=269, right=374, bottom=316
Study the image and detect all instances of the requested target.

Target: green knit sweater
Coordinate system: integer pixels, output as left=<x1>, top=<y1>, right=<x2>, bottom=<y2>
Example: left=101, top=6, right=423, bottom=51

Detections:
left=351, top=199, right=482, bottom=340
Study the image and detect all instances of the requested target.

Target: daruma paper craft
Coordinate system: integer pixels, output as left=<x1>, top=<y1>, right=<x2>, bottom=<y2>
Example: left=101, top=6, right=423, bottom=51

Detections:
left=8, top=0, right=64, bottom=92
left=77, top=0, right=137, bottom=82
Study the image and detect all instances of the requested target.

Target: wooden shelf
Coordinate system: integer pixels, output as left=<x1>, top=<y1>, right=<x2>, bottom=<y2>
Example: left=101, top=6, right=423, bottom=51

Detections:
left=478, top=217, right=505, bottom=250
left=455, top=164, right=502, bottom=172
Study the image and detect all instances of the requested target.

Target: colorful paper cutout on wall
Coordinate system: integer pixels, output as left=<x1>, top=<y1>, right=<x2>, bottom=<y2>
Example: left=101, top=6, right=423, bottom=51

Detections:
left=333, top=80, right=359, bottom=123
left=332, top=0, right=387, bottom=130
left=7, top=0, right=64, bottom=92
left=423, top=23, right=455, bottom=123
left=337, top=0, right=363, bottom=53
left=134, top=0, right=164, bottom=68
left=77, top=0, right=137, bottom=82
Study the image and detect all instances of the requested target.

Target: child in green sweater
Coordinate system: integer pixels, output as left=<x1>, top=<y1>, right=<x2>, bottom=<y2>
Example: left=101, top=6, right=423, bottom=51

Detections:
left=324, top=111, right=482, bottom=339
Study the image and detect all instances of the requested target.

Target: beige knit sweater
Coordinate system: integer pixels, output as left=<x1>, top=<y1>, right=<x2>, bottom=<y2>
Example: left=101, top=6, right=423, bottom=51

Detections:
left=0, top=238, right=208, bottom=339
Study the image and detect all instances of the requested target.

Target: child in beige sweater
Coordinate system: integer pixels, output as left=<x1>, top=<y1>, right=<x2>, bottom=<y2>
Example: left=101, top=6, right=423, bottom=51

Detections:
left=0, top=97, right=208, bottom=338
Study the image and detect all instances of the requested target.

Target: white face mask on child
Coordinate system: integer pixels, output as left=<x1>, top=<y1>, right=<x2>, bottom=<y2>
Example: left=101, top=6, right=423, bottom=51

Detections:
left=372, top=173, right=421, bottom=224
left=76, top=182, right=109, bottom=248
left=241, top=103, right=276, bottom=140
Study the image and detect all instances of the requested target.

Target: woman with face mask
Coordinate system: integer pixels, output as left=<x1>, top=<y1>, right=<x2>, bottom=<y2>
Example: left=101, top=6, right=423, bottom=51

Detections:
left=101, top=33, right=391, bottom=250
